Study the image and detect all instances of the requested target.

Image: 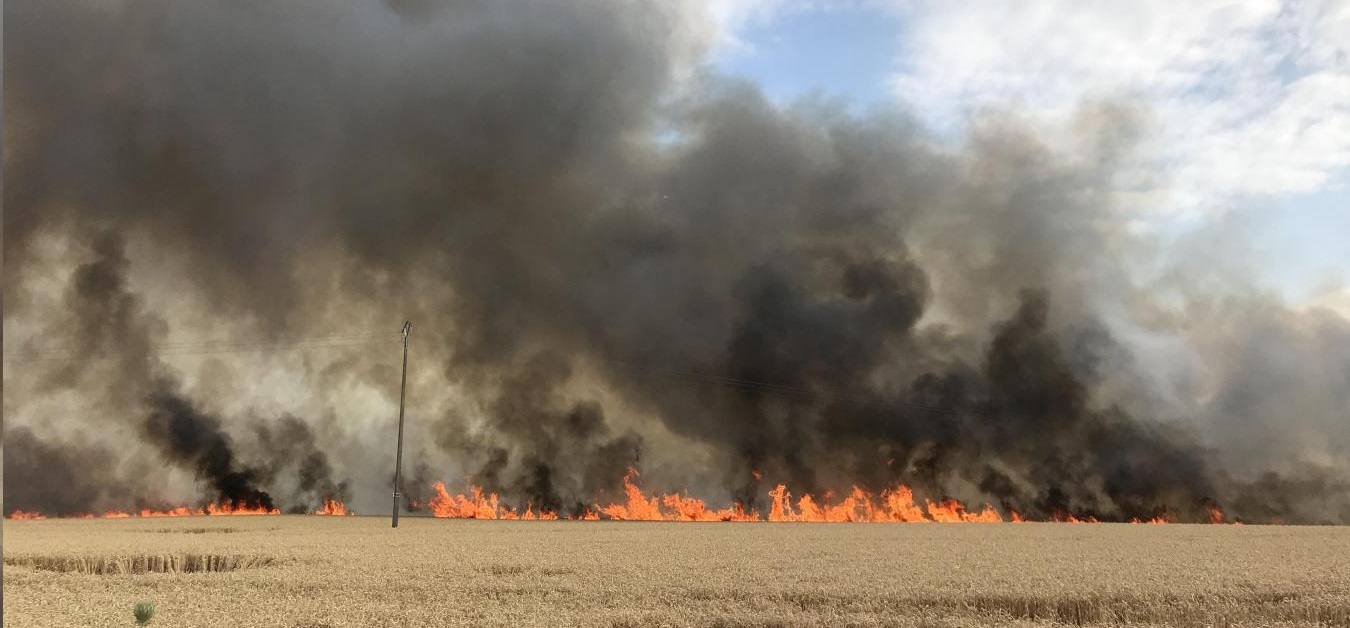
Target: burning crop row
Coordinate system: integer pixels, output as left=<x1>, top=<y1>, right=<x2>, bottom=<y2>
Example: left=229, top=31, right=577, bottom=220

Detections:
left=424, top=469, right=1242, bottom=524
left=5, top=500, right=351, bottom=520
left=5, top=471, right=1241, bottom=524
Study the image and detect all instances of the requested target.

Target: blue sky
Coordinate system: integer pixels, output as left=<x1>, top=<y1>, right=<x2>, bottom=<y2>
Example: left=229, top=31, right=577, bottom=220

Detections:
left=709, top=1, right=1350, bottom=307
left=715, top=5, right=899, bottom=110
left=1270, top=185, right=1350, bottom=300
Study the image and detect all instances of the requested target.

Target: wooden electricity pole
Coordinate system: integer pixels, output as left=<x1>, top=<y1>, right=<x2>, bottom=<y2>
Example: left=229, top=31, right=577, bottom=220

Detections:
left=392, top=321, right=411, bottom=528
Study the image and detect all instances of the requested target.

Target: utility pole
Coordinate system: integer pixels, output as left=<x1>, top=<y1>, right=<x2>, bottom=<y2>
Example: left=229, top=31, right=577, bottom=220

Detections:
left=392, top=321, right=411, bottom=528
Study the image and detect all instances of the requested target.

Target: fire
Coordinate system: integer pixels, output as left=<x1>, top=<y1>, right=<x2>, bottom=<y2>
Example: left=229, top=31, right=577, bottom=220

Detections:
left=314, top=499, right=349, bottom=516
left=1050, top=510, right=1100, bottom=523
left=428, top=483, right=500, bottom=519
left=427, top=482, right=560, bottom=520
left=138, top=506, right=196, bottom=517
left=425, top=468, right=1021, bottom=523
left=204, top=502, right=281, bottom=516
left=421, top=469, right=1258, bottom=524
left=599, top=469, right=760, bottom=521
left=5, top=501, right=284, bottom=520
left=927, top=498, right=1003, bottom=523
left=517, top=505, right=559, bottom=521
left=3, top=473, right=1252, bottom=524
left=766, top=483, right=1002, bottom=523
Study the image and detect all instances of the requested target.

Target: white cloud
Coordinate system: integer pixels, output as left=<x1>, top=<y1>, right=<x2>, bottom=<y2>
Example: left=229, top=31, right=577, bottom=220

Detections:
left=705, top=0, right=790, bottom=31
left=1310, top=284, right=1350, bottom=319
left=887, top=0, right=1350, bottom=216
left=699, top=0, right=795, bottom=53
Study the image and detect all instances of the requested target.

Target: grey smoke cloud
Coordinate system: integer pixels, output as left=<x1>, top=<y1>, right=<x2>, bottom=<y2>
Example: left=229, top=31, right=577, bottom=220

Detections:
left=3, top=0, right=1347, bottom=522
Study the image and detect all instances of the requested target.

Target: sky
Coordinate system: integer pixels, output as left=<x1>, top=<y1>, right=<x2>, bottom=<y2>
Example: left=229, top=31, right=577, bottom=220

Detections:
left=706, top=0, right=1350, bottom=309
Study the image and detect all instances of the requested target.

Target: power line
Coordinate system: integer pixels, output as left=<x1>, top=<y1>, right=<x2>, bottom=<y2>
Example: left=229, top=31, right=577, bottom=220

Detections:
left=1, top=331, right=402, bottom=363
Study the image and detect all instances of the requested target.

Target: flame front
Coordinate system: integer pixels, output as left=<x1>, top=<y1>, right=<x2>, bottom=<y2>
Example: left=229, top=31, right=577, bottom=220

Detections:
left=138, top=506, right=198, bottom=517
left=3, top=473, right=1250, bottom=524
left=204, top=501, right=281, bottom=516
left=314, top=499, right=349, bottom=516
left=6, top=501, right=286, bottom=520
left=421, top=470, right=1252, bottom=524
left=7, top=510, right=47, bottom=520
left=599, top=469, right=760, bottom=521
left=766, top=483, right=1002, bottom=523
left=429, top=468, right=1024, bottom=523
left=428, top=482, right=561, bottom=520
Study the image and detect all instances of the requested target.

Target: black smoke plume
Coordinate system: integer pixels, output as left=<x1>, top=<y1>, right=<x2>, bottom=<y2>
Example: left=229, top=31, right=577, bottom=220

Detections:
left=143, top=384, right=275, bottom=510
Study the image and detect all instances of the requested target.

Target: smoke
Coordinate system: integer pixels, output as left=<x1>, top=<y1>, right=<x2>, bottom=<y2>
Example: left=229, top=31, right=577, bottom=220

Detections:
left=2, top=230, right=338, bottom=513
left=144, top=383, right=275, bottom=511
left=250, top=415, right=350, bottom=513
left=3, top=427, right=124, bottom=517
left=4, top=0, right=1348, bottom=522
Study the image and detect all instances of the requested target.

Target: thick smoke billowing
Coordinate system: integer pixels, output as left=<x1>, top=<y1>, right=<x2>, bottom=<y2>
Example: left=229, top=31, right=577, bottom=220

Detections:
left=3, top=427, right=123, bottom=517
left=251, top=415, right=351, bottom=513
left=4, top=0, right=1348, bottom=522
left=144, top=384, right=276, bottom=511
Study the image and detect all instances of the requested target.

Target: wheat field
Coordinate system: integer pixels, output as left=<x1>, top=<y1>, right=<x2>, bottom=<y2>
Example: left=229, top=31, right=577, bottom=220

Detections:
left=4, top=517, right=1349, bottom=628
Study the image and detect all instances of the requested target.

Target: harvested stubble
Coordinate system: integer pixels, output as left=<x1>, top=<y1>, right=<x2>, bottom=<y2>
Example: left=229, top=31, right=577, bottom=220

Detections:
left=4, top=553, right=276, bottom=575
left=4, top=516, right=1350, bottom=628
left=149, top=527, right=243, bottom=534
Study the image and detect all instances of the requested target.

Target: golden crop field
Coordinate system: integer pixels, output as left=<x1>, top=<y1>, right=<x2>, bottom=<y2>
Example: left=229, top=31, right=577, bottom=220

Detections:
left=4, top=517, right=1350, bottom=628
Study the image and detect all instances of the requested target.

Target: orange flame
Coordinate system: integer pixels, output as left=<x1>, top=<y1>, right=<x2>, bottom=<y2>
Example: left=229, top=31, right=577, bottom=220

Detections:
left=1130, top=516, right=1171, bottom=524
left=1050, top=510, right=1100, bottom=523
left=427, top=482, right=560, bottom=520
left=6, top=501, right=286, bottom=520
left=926, top=498, right=1003, bottom=523
left=420, top=471, right=1260, bottom=524
left=428, top=483, right=498, bottom=519
left=7, top=510, right=47, bottom=520
left=204, top=502, right=281, bottom=516
left=314, top=499, right=349, bottom=516
left=8, top=472, right=1248, bottom=524
left=138, top=506, right=196, bottom=517
left=765, top=483, right=1003, bottom=523
left=596, top=469, right=760, bottom=521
